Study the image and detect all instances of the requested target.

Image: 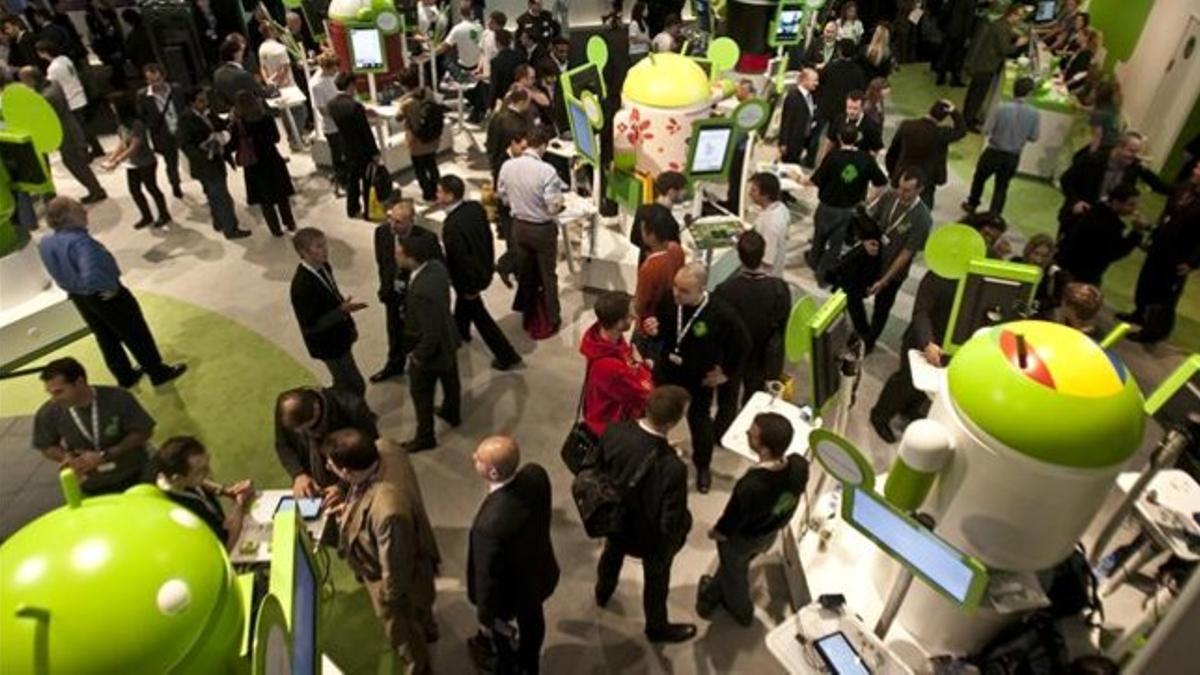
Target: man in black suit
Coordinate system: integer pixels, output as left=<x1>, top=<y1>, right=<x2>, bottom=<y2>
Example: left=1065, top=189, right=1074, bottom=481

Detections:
left=2, top=15, right=43, bottom=69
left=467, top=436, right=559, bottom=674
left=885, top=99, right=967, bottom=208
left=1057, top=132, right=1171, bottom=241
left=489, top=29, right=527, bottom=113
left=396, top=233, right=462, bottom=452
left=177, top=87, right=249, bottom=239
left=595, top=385, right=696, bottom=643
left=138, top=63, right=186, bottom=198
left=290, top=228, right=368, bottom=396
left=327, top=71, right=381, bottom=219
left=823, top=89, right=884, bottom=158
left=212, top=35, right=265, bottom=114
left=813, top=39, right=866, bottom=143
left=274, top=386, right=379, bottom=498
left=1057, top=185, right=1151, bottom=286
left=437, top=175, right=523, bottom=371
left=371, top=196, right=442, bottom=383
left=779, top=68, right=820, bottom=167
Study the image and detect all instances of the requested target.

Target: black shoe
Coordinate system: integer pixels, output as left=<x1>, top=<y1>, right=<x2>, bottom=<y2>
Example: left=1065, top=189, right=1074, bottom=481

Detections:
left=1126, top=331, right=1159, bottom=345
left=870, top=413, right=897, bottom=444
left=154, top=214, right=172, bottom=228
left=172, top=186, right=184, bottom=199
left=402, top=438, right=438, bottom=453
left=1114, top=311, right=1140, bottom=324
left=491, top=356, right=522, bottom=371
left=225, top=229, right=252, bottom=240
left=646, top=623, right=697, bottom=643
left=117, top=369, right=145, bottom=388
left=134, top=217, right=153, bottom=229
left=81, top=191, right=107, bottom=205
left=695, top=575, right=717, bottom=619
left=696, top=467, right=712, bottom=494
left=150, top=363, right=187, bottom=386
left=961, top=201, right=977, bottom=214
left=498, top=271, right=514, bottom=289
left=436, top=408, right=462, bottom=427
left=369, top=366, right=404, bottom=383
left=271, top=230, right=285, bottom=238
left=466, top=633, right=496, bottom=671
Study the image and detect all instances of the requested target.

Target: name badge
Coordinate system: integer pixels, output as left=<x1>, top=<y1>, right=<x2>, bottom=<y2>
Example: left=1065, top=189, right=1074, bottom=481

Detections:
left=668, top=353, right=684, bottom=365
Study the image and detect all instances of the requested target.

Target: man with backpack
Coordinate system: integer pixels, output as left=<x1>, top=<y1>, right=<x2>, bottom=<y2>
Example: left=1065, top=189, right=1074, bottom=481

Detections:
left=400, top=68, right=446, bottom=202
left=327, top=72, right=381, bottom=218
left=592, top=385, right=697, bottom=644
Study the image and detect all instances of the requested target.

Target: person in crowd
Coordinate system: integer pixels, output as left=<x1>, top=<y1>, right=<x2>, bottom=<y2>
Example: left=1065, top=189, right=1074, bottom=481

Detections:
left=498, top=125, right=568, bottom=333
left=962, top=6, right=1027, bottom=131
left=1121, top=164, right=1200, bottom=344
left=629, top=2, right=652, bottom=61
left=594, top=385, right=696, bottom=643
left=804, top=21, right=840, bottom=69
left=37, top=199, right=187, bottom=387
left=372, top=196, right=442, bottom=383
left=859, top=23, right=892, bottom=81
left=437, top=175, right=523, bottom=370
left=416, top=0, right=448, bottom=42
left=36, top=39, right=104, bottom=157
left=966, top=212, right=1013, bottom=260
left=580, top=291, right=654, bottom=437
left=963, top=76, right=1040, bottom=216
left=511, top=62, right=552, bottom=113
left=630, top=171, right=686, bottom=265
left=17, top=66, right=106, bottom=204
left=892, top=0, right=920, bottom=64
left=932, top=0, right=974, bottom=87
left=310, top=52, right=346, bottom=194
left=821, top=89, right=883, bottom=164
left=806, top=125, right=889, bottom=285
left=257, top=20, right=306, bottom=147
left=885, top=98, right=966, bottom=208
left=836, top=1, right=864, bottom=44
left=475, top=11, right=507, bottom=96
left=137, top=63, right=185, bottom=199
left=399, top=68, right=445, bottom=203
left=155, top=436, right=254, bottom=550
left=489, top=30, right=526, bottom=112
left=633, top=212, right=687, bottom=363
left=467, top=436, right=559, bottom=673
left=177, top=87, right=249, bottom=240
left=530, top=61, right=563, bottom=133
left=33, top=357, right=156, bottom=496
left=1086, top=80, right=1122, bottom=154
left=485, top=88, right=531, bottom=283
left=440, top=5, right=487, bottom=122
left=397, top=233, right=462, bottom=452
left=285, top=9, right=319, bottom=56
left=230, top=91, right=297, bottom=236
left=652, top=14, right=682, bottom=53
left=779, top=68, right=820, bottom=167
left=290, top=228, right=367, bottom=395
left=862, top=76, right=890, bottom=128
left=99, top=95, right=172, bottom=229
left=212, top=35, right=266, bottom=114
left=328, top=72, right=381, bottom=218
left=645, top=265, right=751, bottom=493
left=1057, top=132, right=1171, bottom=242
left=843, top=168, right=932, bottom=352
left=869, top=267, right=958, bottom=443
left=1056, top=185, right=1151, bottom=286
left=713, top=232, right=792, bottom=440
left=698, top=412, right=808, bottom=626
left=1043, top=0, right=1082, bottom=48
left=516, top=0, right=560, bottom=51
left=1057, top=282, right=1106, bottom=340
left=2, top=15, right=41, bottom=69
left=119, top=8, right=156, bottom=71
left=1011, top=234, right=1069, bottom=319
left=1062, top=28, right=1099, bottom=92
left=275, top=386, right=378, bottom=498
left=747, top=173, right=791, bottom=279
left=328, top=429, right=441, bottom=675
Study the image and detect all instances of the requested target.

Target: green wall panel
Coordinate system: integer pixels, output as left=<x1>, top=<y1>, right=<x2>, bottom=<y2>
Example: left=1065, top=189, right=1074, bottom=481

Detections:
left=1090, top=0, right=1156, bottom=70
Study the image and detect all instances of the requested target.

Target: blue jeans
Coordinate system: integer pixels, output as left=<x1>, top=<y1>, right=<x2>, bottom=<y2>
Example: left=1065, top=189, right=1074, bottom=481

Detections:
left=811, top=204, right=855, bottom=284
left=200, top=175, right=239, bottom=235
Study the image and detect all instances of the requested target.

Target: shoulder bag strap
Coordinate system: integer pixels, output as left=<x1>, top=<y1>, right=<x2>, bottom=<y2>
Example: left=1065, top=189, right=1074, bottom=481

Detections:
left=625, top=440, right=663, bottom=490
left=573, top=360, right=592, bottom=423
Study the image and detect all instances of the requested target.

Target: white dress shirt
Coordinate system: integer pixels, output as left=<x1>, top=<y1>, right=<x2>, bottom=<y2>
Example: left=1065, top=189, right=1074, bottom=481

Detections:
left=755, top=201, right=791, bottom=278
left=47, top=55, right=87, bottom=110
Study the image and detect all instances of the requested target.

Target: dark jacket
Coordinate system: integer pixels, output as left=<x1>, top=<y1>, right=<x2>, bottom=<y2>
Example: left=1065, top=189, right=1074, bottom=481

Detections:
left=815, top=58, right=867, bottom=122
left=885, top=112, right=967, bottom=187
left=442, top=202, right=497, bottom=296
left=289, top=262, right=357, bottom=360
left=653, top=292, right=752, bottom=387
left=404, top=259, right=460, bottom=372
left=486, top=106, right=529, bottom=176
left=490, top=48, right=526, bottom=110
left=467, top=463, right=560, bottom=624
left=39, top=82, right=86, bottom=152
left=827, top=112, right=885, bottom=154
left=230, top=113, right=295, bottom=204
left=177, top=109, right=230, bottom=182
left=1059, top=149, right=1172, bottom=214
left=327, top=92, right=380, bottom=165
left=779, top=86, right=817, bottom=163
left=965, top=17, right=1015, bottom=75
left=903, top=270, right=958, bottom=351
left=374, top=223, right=442, bottom=304
left=137, top=83, right=187, bottom=152
left=714, top=270, right=792, bottom=379
left=212, top=62, right=264, bottom=113
left=599, top=421, right=691, bottom=557
left=274, top=386, right=379, bottom=485
left=1057, top=203, right=1144, bottom=285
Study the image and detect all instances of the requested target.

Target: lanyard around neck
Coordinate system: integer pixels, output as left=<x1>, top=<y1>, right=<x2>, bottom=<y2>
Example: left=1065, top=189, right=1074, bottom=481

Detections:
left=68, top=389, right=100, bottom=446
left=675, top=293, right=709, bottom=353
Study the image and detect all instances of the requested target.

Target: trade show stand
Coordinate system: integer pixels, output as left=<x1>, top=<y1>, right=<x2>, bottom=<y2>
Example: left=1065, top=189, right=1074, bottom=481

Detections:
left=230, top=489, right=332, bottom=566
left=0, top=242, right=87, bottom=371
left=1100, top=469, right=1200, bottom=597
left=998, top=47, right=1086, bottom=180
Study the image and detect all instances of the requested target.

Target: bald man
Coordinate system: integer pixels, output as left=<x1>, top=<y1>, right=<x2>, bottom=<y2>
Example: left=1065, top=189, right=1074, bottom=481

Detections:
left=466, top=436, right=559, bottom=674
left=644, top=265, right=751, bottom=493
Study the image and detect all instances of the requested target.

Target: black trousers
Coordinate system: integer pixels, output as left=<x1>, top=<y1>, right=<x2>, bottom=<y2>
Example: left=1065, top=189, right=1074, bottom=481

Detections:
left=455, top=294, right=519, bottom=363
left=934, top=36, right=969, bottom=82
left=156, top=140, right=182, bottom=191
left=513, top=220, right=561, bottom=326
left=74, top=106, right=105, bottom=157
left=127, top=165, right=169, bottom=222
left=411, top=152, right=441, bottom=201
left=492, top=603, right=546, bottom=675
left=872, top=347, right=929, bottom=424
left=382, top=298, right=409, bottom=372
left=260, top=200, right=296, bottom=235
left=846, top=274, right=904, bottom=345
left=199, top=175, right=239, bottom=234
left=962, top=71, right=996, bottom=128
left=596, top=539, right=675, bottom=631
left=409, top=360, right=462, bottom=444
left=1133, top=254, right=1189, bottom=342
left=59, top=142, right=104, bottom=196
left=686, top=383, right=717, bottom=471
left=325, top=132, right=347, bottom=188
left=69, top=287, right=169, bottom=385
left=699, top=530, right=777, bottom=626
left=344, top=159, right=369, bottom=217
left=967, top=147, right=1020, bottom=215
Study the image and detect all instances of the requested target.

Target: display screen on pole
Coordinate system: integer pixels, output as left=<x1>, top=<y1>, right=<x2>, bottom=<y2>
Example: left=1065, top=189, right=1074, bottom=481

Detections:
left=349, top=27, right=386, bottom=73
left=292, top=533, right=317, bottom=675
left=1034, top=1, right=1058, bottom=23
left=774, top=8, right=805, bottom=45
left=844, top=487, right=987, bottom=609
left=567, top=98, right=598, bottom=166
left=690, top=127, right=734, bottom=175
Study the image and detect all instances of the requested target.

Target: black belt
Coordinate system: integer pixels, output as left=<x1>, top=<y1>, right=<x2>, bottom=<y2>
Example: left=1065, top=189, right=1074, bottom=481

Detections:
left=514, top=218, right=554, bottom=227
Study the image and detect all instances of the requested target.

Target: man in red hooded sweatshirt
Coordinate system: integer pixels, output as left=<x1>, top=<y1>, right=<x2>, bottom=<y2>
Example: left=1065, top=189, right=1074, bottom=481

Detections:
left=579, top=291, right=654, bottom=437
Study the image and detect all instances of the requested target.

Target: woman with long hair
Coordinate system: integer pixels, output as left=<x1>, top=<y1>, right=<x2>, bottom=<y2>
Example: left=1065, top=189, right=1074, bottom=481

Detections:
left=836, top=1, right=864, bottom=44
left=230, top=90, right=296, bottom=236
left=628, top=2, right=651, bottom=62
left=863, top=77, right=891, bottom=126
left=860, top=22, right=893, bottom=80
left=1087, top=80, right=1122, bottom=153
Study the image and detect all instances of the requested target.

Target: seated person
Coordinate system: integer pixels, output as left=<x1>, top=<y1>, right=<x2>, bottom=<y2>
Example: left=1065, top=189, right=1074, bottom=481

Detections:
left=155, top=436, right=254, bottom=550
left=33, top=357, right=155, bottom=496
left=1057, top=281, right=1107, bottom=341
left=275, top=386, right=379, bottom=499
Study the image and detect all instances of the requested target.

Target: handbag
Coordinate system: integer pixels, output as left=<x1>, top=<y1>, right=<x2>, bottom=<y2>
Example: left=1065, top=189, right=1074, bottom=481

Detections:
left=233, top=120, right=258, bottom=168
left=560, top=362, right=599, bottom=475
left=571, top=441, right=659, bottom=538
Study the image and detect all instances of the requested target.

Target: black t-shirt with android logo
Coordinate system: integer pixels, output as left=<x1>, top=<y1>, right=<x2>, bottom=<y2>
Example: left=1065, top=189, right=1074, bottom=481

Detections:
left=811, top=147, right=889, bottom=208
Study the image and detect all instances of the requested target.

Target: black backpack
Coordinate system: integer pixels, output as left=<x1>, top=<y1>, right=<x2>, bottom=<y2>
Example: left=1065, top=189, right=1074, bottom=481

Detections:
left=571, top=445, right=658, bottom=539
left=973, top=612, right=1070, bottom=675
left=411, top=97, right=446, bottom=143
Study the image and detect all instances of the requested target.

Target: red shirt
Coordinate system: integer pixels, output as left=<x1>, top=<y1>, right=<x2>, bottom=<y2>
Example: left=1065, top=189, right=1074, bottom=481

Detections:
left=634, top=242, right=685, bottom=322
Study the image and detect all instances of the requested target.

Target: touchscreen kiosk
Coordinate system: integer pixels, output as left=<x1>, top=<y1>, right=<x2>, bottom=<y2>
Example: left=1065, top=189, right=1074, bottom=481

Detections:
left=562, top=62, right=606, bottom=104
left=567, top=97, right=600, bottom=167
left=842, top=486, right=989, bottom=610
left=809, top=292, right=850, bottom=414
left=265, top=509, right=320, bottom=673
left=348, top=26, right=387, bottom=73
left=685, top=119, right=738, bottom=182
left=1034, top=1, right=1058, bottom=23
left=944, top=259, right=1040, bottom=355
left=770, top=3, right=807, bottom=47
